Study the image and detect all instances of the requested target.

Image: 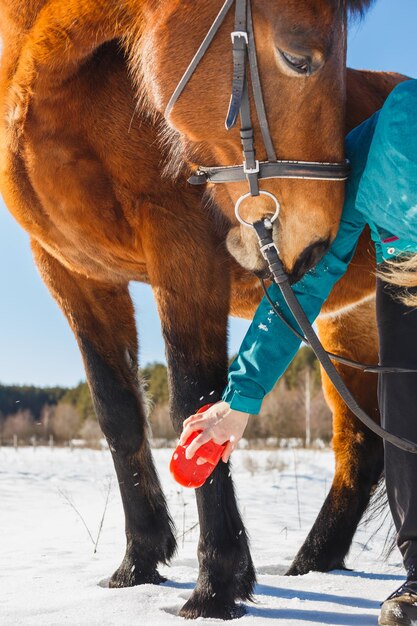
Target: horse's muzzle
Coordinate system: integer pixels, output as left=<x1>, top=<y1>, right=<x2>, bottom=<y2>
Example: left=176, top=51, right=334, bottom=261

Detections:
left=289, top=238, right=330, bottom=284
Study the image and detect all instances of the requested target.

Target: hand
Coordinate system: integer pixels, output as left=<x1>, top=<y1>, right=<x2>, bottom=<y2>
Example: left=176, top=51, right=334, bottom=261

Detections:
left=179, top=401, right=250, bottom=463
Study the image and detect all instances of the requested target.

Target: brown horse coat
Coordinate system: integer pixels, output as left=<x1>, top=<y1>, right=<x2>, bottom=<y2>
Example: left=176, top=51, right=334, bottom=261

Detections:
left=0, top=0, right=404, bottom=618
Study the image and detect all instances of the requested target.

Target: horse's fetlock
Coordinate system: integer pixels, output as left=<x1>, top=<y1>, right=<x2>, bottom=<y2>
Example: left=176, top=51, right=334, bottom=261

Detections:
left=109, top=548, right=167, bottom=588
left=196, top=540, right=255, bottom=602
left=108, top=487, right=176, bottom=590
left=179, top=585, right=247, bottom=620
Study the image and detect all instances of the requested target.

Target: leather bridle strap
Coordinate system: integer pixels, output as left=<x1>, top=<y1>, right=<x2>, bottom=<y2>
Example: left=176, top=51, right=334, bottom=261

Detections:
left=246, top=2, right=277, bottom=162
left=165, top=0, right=235, bottom=120
left=253, top=218, right=417, bottom=454
left=225, top=0, right=248, bottom=131
left=259, top=279, right=417, bottom=375
left=226, top=0, right=262, bottom=195
left=188, top=160, right=350, bottom=185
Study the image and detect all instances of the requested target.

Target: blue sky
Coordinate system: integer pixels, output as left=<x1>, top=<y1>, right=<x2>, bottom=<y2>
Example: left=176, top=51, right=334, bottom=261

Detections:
left=1, top=0, right=416, bottom=387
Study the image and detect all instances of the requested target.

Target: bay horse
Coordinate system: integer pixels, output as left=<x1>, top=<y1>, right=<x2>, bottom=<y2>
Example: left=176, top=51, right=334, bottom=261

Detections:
left=0, top=0, right=403, bottom=619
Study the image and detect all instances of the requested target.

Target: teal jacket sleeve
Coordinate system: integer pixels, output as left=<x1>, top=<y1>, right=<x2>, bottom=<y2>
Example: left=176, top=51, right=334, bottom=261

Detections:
left=222, top=113, right=380, bottom=415
left=222, top=206, right=366, bottom=414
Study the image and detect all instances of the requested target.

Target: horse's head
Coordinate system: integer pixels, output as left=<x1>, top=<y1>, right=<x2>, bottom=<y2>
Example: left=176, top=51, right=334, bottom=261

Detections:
left=138, top=0, right=373, bottom=281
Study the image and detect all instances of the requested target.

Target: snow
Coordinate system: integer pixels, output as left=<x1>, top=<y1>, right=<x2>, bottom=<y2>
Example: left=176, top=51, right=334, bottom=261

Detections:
left=0, top=447, right=405, bottom=625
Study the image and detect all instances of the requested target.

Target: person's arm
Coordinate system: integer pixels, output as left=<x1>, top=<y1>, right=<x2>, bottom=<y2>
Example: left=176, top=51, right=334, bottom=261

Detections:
left=181, top=112, right=379, bottom=461
left=222, top=203, right=367, bottom=414
left=181, top=202, right=366, bottom=461
left=219, top=113, right=380, bottom=418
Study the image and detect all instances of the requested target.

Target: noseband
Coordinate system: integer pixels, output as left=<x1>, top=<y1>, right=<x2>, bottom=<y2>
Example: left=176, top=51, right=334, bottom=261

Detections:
left=165, top=0, right=350, bottom=221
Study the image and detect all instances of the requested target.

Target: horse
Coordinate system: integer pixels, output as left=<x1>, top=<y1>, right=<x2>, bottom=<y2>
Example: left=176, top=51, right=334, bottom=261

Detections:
left=0, top=0, right=402, bottom=618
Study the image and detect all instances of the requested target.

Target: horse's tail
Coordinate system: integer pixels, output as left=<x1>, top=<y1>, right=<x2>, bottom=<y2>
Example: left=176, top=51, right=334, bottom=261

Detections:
left=379, top=255, right=417, bottom=306
left=360, top=475, right=396, bottom=560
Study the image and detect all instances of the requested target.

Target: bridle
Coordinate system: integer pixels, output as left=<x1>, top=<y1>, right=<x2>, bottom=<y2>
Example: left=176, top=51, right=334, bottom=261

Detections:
left=165, top=0, right=350, bottom=219
left=166, top=0, right=417, bottom=453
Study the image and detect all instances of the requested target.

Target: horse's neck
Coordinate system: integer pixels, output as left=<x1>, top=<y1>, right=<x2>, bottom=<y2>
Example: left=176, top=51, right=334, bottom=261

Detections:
left=0, top=0, right=46, bottom=87
left=0, top=0, right=47, bottom=44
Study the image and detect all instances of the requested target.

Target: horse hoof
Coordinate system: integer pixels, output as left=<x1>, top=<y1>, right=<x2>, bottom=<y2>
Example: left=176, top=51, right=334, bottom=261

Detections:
left=286, top=560, right=348, bottom=576
left=179, top=593, right=246, bottom=620
left=333, top=564, right=352, bottom=572
left=285, top=561, right=309, bottom=576
left=109, top=566, right=166, bottom=588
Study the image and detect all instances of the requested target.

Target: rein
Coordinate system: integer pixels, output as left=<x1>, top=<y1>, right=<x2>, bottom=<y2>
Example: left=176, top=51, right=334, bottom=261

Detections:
left=254, top=219, right=417, bottom=454
left=260, top=280, right=417, bottom=375
left=166, top=0, right=417, bottom=452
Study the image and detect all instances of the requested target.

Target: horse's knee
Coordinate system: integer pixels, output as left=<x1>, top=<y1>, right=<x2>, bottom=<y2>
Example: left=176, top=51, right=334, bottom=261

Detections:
left=96, top=388, right=147, bottom=456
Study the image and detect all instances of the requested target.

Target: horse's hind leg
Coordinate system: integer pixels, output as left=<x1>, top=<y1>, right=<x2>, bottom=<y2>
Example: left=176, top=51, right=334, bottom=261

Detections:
left=32, top=241, right=176, bottom=586
left=140, top=201, right=255, bottom=619
left=287, top=297, right=383, bottom=575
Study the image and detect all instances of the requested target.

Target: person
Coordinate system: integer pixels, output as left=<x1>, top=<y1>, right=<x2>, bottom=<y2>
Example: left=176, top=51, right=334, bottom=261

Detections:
left=179, top=78, right=417, bottom=626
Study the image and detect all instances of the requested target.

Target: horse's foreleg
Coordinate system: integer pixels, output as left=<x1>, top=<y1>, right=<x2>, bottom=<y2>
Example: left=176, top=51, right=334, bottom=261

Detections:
left=140, top=203, right=256, bottom=619
left=32, top=240, right=176, bottom=586
left=287, top=296, right=383, bottom=575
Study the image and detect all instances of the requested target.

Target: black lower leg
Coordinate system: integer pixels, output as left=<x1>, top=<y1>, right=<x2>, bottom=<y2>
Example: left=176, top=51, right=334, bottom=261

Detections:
left=143, top=207, right=255, bottom=617
left=167, top=355, right=255, bottom=619
left=180, top=462, right=255, bottom=619
left=81, top=338, right=176, bottom=586
left=287, top=434, right=383, bottom=576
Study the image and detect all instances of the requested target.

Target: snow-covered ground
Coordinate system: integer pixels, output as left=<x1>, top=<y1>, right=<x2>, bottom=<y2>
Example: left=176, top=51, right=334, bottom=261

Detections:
left=1, top=446, right=404, bottom=625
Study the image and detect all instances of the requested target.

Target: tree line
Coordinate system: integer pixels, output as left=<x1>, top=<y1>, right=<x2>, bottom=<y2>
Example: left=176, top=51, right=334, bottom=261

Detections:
left=0, top=348, right=331, bottom=446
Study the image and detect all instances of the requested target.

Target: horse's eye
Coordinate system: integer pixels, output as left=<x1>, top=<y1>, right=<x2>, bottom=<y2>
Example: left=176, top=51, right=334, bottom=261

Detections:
left=278, top=50, right=312, bottom=75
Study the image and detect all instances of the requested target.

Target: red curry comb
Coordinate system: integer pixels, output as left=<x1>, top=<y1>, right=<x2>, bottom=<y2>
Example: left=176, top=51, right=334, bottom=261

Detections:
left=170, top=404, right=227, bottom=488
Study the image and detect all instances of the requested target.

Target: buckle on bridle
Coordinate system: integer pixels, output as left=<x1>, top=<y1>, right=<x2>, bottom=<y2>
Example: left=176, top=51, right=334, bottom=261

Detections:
left=243, top=160, right=260, bottom=175
left=260, top=242, right=279, bottom=259
left=231, top=30, right=248, bottom=44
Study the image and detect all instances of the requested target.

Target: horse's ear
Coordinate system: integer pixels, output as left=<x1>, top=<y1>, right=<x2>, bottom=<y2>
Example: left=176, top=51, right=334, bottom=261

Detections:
left=225, top=95, right=240, bottom=130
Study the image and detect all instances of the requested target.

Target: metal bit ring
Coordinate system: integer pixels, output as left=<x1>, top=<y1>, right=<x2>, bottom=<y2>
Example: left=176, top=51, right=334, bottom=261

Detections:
left=234, top=191, right=281, bottom=228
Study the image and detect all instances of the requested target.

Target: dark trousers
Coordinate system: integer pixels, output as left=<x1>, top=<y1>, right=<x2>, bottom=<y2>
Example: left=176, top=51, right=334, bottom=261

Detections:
left=377, top=277, right=417, bottom=576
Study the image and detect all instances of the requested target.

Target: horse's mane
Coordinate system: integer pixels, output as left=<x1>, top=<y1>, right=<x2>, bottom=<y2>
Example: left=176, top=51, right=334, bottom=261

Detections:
left=343, top=0, right=375, bottom=15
